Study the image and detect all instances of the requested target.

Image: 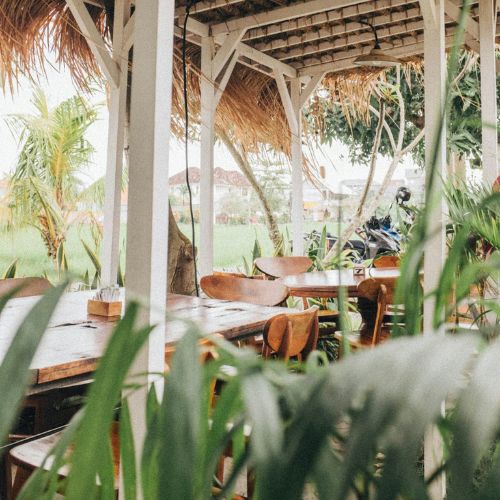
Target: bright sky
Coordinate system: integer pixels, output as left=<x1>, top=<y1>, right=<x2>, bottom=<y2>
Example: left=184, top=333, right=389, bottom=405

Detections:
left=0, top=58, right=412, bottom=187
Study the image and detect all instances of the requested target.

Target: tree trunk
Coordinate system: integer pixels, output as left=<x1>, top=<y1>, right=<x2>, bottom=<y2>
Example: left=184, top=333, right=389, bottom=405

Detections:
left=326, top=102, right=386, bottom=259
left=218, top=129, right=284, bottom=255
left=167, top=204, right=196, bottom=295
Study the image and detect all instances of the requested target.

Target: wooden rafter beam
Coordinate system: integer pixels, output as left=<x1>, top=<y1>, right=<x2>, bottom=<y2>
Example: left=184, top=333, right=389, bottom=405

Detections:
left=210, top=0, right=362, bottom=36
left=180, top=17, right=297, bottom=78
left=244, top=0, right=419, bottom=41
left=270, top=19, right=428, bottom=62
left=444, top=0, right=479, bottom=39
left=237, top=42, right=297, bottom=77
left=296, top=28, right=457, bottom=76
left=66, top=0, right=120, bottom=86
left=174, top=0, right=245, bottom=18
left=254, top=5, right=422, bottom=53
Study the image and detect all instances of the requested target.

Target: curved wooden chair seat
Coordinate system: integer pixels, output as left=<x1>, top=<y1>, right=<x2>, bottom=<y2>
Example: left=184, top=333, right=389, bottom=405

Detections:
left=200, top=274, right=289, bottom=307
left=254, top=256, right=312, bottom=279
left=334, top=278, right=388, bottom=352
left=373, top=255, right=400, bottom=268
left=0, top=277, right=52, bottom=299
left=262, top=306, right=319, bottom=362
left=253, top=257, right=338, bottom=332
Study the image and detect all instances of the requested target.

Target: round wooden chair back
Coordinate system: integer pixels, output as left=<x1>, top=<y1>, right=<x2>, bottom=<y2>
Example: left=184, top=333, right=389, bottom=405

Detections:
left=213, top=271, right=247, bottom=278
left=0, top=277, right=52, bottom=299
left=262, top=306, right=319, bottom=361
left=357, top=279, right=388, bottom=346
left=200, top=274, right=289, bottom=307
left=254, top=256, right=312, bottom=279
left=373, top=255, right=400, bottom=268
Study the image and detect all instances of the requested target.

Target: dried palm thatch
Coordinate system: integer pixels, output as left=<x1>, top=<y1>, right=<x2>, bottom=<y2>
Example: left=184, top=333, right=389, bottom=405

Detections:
left=171, top=46, right=290, bottom=156
left=0, top=0, right=110, bottom=91
left=0, top=0, right=421, bottom=158
left=304, top=57, right=423, bottom=146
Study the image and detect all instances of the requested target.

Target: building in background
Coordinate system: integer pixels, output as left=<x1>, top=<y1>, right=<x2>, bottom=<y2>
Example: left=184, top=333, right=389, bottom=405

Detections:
left=169, top=167, right=251, bottom=224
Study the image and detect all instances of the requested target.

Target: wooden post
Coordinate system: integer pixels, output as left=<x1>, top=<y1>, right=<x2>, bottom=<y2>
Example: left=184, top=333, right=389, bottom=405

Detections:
left=290, top=78, right=304, bottom=256
left=123, top=0, right=174, bottom=496
left=197, top=34, right=241, bottom=276
left=274, top=73, right=324, bottom=256
left=421, top=0, right=447, bottom=498
left=199, top=36, right=216, bottom=277
left=101, top=0, right=130, bottom=286
left=479, top=0, right=498, bottom=185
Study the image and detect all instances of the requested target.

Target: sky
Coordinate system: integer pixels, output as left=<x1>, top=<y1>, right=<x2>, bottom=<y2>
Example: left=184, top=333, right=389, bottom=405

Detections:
left=0, top=57, right=414, bottom=188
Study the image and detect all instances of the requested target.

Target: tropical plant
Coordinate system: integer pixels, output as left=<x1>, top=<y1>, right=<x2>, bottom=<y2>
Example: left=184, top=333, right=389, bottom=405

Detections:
left=3, top=88, right=101, bottom=262
left=3, top=3, right=500, bottom=500
left=3, top=295, right=500, bottom=499
left=1, top=259, right=17, bottom=279
left=443, top=180, right=500, bottom=326
left=312, top=51, right=499, bottom=168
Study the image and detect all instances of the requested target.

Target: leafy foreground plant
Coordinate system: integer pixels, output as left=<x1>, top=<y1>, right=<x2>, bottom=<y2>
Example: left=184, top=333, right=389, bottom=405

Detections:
left=3, top=297, right=500, bottom=499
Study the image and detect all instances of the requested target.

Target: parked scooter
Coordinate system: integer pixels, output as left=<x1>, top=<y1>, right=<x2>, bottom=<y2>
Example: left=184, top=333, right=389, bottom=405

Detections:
left=304, top=187, right=415, bottom=262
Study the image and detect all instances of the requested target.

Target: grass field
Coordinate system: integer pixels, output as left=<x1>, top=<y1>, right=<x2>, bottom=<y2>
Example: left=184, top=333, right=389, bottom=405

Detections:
left=0, top=222, right=341, bottom=280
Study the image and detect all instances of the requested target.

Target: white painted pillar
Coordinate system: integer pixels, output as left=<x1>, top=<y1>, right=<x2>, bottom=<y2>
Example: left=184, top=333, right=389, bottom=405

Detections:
left=479, top=0, right=498, bottom=185
left=101, top=0, right=130, bottom=286
left=123, top=0, right=174, bottom=495
left=290, top=79, right=304, bottom=256
left=421, top=1, right=447, bottom=497
left=199, top=37, right=216, bottom=277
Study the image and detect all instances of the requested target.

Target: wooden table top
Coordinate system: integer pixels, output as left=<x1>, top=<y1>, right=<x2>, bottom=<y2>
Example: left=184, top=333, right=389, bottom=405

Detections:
left=0, top=291, right=288, bottom=388
left=280, top=268, right=402, bottom=298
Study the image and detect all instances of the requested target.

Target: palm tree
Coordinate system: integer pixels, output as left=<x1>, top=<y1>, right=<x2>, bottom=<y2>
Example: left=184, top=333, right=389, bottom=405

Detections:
left=4, top=88, right=100, bottom=261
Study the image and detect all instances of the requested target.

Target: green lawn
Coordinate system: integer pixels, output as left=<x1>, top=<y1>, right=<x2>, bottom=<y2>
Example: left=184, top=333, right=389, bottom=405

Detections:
left=0, top=222, right=341, bottom=279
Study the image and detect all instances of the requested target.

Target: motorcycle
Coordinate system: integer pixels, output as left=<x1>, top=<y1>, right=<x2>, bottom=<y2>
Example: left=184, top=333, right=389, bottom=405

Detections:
left=305, top=186, right=414, bottom=262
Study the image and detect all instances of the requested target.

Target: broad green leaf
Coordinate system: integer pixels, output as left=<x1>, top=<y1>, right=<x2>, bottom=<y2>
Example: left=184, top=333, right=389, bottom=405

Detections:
left=0, top=282, right=67, bottom=446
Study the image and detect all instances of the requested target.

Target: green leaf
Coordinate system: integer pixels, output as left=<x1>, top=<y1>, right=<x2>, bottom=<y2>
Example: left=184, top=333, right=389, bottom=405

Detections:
left=0, top=283, right=67, bottom=446
left=62, top=303, right=153, bottom=500
left=81, top=238, right=101, bottom=280
left=1, top=259, right=18, bottom=279
left=120, top=401, right=137, bottom=500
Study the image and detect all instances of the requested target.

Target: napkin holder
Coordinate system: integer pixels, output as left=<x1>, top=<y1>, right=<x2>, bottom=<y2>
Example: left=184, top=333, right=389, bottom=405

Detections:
left=87, top=299, right=122, bottom=317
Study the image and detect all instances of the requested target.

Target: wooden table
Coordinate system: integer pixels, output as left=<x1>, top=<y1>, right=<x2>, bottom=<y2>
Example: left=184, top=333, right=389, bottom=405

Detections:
left=280, top=268, right=401, bottom=299
left=0, top=291, right=288, bottom=392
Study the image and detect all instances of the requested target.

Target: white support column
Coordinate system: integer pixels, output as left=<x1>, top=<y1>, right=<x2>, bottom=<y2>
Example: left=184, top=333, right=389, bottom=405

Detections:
left=123, top=0, right=174, bottom=496
left=290, top=78, right=304, bottom=256
left=199, top=36, right=240, bottom=276
left=101, top=0, right=130, bottom=286
left=199, top=36, right=216, bottom=277
left=479, top=0, right=499, bottom=184
left=421, top=1, right=447, bottom=498
left=275, top=73, right=323, bottom=256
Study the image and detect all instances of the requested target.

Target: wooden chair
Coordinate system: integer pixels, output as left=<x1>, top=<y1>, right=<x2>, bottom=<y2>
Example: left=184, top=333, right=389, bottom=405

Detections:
left=254, top=256, right=338, bottom=329
left=254, top=256, right=312, bottom=279
left=0, top=277, right=52, bottom=299
left=200, top=274, right=289, bottom=307
left=334, top=278, right=389, bottom=351
left=373, top=255, right=400, bottom=268
left=262, top=306, right=319, bottom=362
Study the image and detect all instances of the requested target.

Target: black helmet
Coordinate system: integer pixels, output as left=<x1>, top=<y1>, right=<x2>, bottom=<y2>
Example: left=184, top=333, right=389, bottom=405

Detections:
left=396, top=186, right=411, bottom=204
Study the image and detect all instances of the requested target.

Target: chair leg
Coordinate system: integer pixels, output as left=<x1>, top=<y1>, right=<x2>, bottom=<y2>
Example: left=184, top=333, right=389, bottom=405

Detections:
left=216, top=456, right=225, bottom=484
left=10, top=464, right=32, bottom=500
left=247, top=468, right=255, bottom=498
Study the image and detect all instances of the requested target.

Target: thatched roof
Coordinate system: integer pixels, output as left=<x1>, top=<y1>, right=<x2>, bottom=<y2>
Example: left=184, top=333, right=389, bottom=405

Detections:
left=0, top=0, right=493, bottom=154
